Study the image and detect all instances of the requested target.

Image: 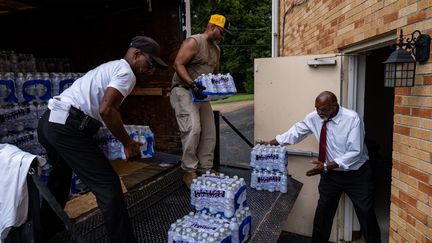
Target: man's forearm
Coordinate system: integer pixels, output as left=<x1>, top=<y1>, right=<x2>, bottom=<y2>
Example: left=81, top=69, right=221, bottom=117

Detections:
left=101, top=107, right=132, bottom=146
left=175, top=65, right=194, bottom=87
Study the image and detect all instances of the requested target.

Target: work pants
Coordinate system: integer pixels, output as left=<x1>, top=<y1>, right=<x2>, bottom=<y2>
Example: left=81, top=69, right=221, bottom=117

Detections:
left=312, top=162, right=381, bottom=243
left=37, top=110, right=136, bottom=243
left=170, top=87, right=215, bottom=172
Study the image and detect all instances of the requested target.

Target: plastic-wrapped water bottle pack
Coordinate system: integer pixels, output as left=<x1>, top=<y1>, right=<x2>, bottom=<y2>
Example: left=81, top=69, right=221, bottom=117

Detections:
left=167, top=208, right=251, bottom=243
left=250, top=169, right=288, bottom=193
left=250, top=144, right=289, bottom=193
left=192, top=73, right=237, bottom=102
left=191, top=172, right=247, bottom=218
left=95, top=125, right=155, bottom=160
left=250, top=144, right=288, bottom=171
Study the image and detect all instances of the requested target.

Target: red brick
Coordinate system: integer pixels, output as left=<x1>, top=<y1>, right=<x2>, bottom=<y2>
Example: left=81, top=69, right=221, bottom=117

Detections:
left=395, top=87, right=411, bottom=95
left=408, top=168, right=429, bottom=183
left=393, top=160, right=410, bottom=174
left=394, top=106, right=411, bottom=115
left=331, top=18, right=338, bottom=27
left=407, top=11, right=427, bottom=25
left=391, top=194, right=407, bottom=210
left=406, top=214, right=416, bottom=226
left=384, top=12, right=398, bottom=24
left=407, top=205, right=428, bottom=225
left=395, top=96, right=402, bottom=105
left=424, top=76, right=432, bottom=85
left=399, top=191, right=417, bottom=206
left=418, top=182, right=432, bottom=195
left=412, top=108, right=432, bottom=119
left=355, top=19, right=365, bottom=28
left=394, top=125, right=410, bottom=136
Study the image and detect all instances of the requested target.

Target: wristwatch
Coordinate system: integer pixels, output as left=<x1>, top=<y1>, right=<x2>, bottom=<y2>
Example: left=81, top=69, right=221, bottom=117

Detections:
left=323, top=162, right=328, bottom=173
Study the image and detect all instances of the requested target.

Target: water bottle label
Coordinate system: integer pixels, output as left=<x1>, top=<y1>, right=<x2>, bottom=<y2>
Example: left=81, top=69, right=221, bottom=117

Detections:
left=238, top=216, right=251, bottom=243
left=22, top=79, right=52, bottom=102
left=0, top=79, right=18, bottom=103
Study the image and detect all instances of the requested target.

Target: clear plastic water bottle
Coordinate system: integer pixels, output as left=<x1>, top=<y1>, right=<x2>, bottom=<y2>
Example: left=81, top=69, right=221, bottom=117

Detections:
left=230, top=217, right=239, bottom=243
left=281, top=172, right=288, bottom=193
left=50, top=72, right=60, bottom=97
left=11, top=72, right=24, bottom=103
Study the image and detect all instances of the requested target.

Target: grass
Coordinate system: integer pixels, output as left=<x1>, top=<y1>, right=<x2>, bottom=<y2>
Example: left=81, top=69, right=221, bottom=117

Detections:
left=210, top=93, right=254, bottom=104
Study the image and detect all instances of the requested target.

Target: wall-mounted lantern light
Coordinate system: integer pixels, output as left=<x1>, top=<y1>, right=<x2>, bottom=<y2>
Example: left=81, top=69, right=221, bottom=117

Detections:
left=383, top=29, right=430, bottom=87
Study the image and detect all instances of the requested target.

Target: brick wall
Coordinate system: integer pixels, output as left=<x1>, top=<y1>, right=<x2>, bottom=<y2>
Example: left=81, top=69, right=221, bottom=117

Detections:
left=279, top=0, right=432, bottom=242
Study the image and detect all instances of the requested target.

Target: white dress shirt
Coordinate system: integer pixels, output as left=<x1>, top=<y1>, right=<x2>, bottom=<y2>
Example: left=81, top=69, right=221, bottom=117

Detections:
left=275, top=106, right=369, bottom=171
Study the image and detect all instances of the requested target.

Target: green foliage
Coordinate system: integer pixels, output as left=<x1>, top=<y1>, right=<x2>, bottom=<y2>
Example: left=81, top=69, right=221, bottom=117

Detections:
left=211, top=93, right=254, bottom=104
left=190, top=0, right=271, bottom=94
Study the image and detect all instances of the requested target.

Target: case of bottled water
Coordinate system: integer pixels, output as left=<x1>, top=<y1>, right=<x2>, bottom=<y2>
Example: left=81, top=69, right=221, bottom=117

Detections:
left=250, top=169, right=288, bottom=193
left=95, top=125, right=155, bottom=160
left=190, top=172, right=247, bottom=218
left=250, top=144, right=288, bottom=172
left=167, top=207, right=251, bottom=243
left=250, top=144, right=289, bottom=193
left=167, top=210, right=232, bottom=243
left=1, top=51, right=82, bottom=194
left=192, top=73, right=237, bottom=102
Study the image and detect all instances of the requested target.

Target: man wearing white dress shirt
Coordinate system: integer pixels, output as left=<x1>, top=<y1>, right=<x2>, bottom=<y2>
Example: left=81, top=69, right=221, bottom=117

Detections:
left=262, top=91, right=381, bottom=243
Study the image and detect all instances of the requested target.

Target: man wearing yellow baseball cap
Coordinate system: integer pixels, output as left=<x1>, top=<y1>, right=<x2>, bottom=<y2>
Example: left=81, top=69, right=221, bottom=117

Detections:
left=208, top=14, right=232, bottom=36
left=170, top=14, right=231, bottom=188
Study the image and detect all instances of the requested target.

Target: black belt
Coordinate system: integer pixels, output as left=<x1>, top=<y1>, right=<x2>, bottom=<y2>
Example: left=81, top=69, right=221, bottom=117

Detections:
left=68, top=106, right=102, bottom=133
left=172, top=83, right=190, bottom=90
left=69, top=106, right=86, bottom=120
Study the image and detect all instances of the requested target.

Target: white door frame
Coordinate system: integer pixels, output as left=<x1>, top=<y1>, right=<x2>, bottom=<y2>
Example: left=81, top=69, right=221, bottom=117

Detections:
left=340, top=32, right=395, bottom=242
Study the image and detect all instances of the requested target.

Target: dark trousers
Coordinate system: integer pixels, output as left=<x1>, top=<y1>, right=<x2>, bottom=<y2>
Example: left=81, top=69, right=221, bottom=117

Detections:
left=37, top=110, right=136, bottom=243
left=312, top=162, right=381, bottom=243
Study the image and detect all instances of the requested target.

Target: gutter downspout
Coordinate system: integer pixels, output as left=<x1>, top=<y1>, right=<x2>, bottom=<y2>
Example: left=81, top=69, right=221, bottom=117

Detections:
left=271, top=0, right=279, bottom=57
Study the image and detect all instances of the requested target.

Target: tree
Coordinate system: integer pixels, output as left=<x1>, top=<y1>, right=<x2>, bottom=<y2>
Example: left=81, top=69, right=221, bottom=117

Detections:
left=191, top=0, right=271, bottom=93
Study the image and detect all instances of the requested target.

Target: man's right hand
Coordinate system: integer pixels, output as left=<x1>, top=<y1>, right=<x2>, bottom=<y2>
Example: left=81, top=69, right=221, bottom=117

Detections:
left=123, top=140, right=143, bottom=161
left=192, top=83, right=207, bottom=100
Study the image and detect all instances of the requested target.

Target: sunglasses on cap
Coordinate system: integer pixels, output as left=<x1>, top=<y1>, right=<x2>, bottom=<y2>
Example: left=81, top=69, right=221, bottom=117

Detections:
left=216, top=26, right=226, bottom=36
left=139, top=51, right=156, bottom=69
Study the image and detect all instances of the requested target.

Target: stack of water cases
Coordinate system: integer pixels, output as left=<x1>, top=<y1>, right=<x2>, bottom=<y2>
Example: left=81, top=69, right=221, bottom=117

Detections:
left=192, top=73, right=237, bottom=102
left=168, top=172, right=252, bottom=243
left=95, top=125, right=155, bottom=160
left=0, top=51, right=83, bottom=192
left=250, top=145, right=289, bottom=193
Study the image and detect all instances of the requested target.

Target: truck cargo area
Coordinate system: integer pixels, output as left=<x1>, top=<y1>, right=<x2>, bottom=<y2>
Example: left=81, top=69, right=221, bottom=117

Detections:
left=48, top=158, right=302, bottom=242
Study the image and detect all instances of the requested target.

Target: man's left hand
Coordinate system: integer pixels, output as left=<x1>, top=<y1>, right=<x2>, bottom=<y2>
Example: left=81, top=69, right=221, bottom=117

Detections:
left=306, top=161, right=324, bottom=176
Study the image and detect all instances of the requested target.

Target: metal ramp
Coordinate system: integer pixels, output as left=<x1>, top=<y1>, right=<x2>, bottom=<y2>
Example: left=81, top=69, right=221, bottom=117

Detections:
left=49, top=165, right=302, bottom=243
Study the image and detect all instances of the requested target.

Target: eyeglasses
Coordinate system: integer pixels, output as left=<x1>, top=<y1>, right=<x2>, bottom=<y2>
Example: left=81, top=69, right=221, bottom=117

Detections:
left=146, top=59, right=155, bottom=70
left=217, top=26, right=226, bottom=36
left=140, top=51, right=155, bottom=69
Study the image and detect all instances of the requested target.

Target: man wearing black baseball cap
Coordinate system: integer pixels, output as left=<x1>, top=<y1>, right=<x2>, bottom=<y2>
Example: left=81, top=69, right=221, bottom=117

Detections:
left=38, top=36, right=166, bottom=242
left=129, top=36, right=168, bottom=69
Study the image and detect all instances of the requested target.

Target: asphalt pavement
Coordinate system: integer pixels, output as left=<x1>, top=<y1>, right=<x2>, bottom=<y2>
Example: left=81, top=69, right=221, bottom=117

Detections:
left=212, top=101, right=254, bottom=168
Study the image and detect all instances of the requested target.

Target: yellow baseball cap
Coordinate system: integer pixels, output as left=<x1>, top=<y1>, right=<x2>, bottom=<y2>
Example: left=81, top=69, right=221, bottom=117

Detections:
left=209, top=14, right=232, bottom=35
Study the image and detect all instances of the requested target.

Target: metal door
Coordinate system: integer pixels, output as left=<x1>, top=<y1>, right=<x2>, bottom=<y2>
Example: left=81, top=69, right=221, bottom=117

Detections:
left=254, top=55, right=341, bottom=154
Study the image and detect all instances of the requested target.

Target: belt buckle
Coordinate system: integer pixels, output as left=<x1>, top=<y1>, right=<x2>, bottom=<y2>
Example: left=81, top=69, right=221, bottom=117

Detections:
left=78, top=116, right=90, bottom=130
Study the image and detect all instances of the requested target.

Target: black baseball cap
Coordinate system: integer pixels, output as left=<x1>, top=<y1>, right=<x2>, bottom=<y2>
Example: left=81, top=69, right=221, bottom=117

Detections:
left=129, top=36, right=168, bottom=68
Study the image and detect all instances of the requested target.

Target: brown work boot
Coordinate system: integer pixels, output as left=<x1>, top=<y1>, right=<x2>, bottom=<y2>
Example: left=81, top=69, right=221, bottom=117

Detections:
left=183, top=171, right=198, bottom=189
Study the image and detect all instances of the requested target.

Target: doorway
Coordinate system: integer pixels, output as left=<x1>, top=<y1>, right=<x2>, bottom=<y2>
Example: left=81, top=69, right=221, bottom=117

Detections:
left=363, top=46, right=394, bottom=243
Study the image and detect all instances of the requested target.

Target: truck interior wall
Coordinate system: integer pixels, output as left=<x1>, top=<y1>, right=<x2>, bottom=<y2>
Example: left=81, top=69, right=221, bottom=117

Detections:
left=0, top=0, right=184, bottom=153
